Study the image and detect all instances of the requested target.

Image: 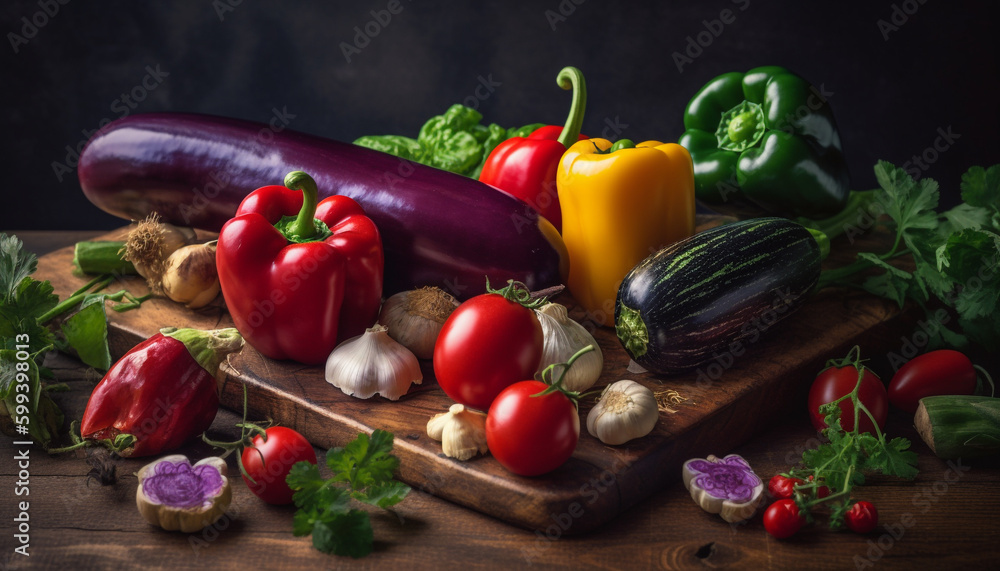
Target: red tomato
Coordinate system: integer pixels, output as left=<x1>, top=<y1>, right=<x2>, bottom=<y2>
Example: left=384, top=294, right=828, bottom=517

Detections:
left=808, top=364, right=888, bottom=435
left=763, top=499, right=804, bottom=539
left=844, top=501, right=879, bottom=533
left=808, top=475, right=831, bottom=499
left=768, top=475, right=804, bottom=499
left=434, top=292, right=543, bottom=411
left=485, top=380, right=580, bottom=476
left=889, top=350, right=978, bottom=414
left=241, top=427, right=318, bottom=505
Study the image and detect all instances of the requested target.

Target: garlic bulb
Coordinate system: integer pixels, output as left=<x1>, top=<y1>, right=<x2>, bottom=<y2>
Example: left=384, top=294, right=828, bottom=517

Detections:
left=586, top=380, right=659, bottom=445
left=535, top=303, right=603, bottom=391
left=325, top=324, right=423, bottom=400
left=426, top=403, right=488, bottom=461
left=121, top=213, right=196, bottom=288
left=161, top=242, right=220, bottom=309
left=377, top=287, right=459, bottom=359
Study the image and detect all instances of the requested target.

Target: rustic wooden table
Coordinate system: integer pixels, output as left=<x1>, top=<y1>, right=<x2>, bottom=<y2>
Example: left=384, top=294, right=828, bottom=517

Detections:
left=2, top=231, right=998, bottom=570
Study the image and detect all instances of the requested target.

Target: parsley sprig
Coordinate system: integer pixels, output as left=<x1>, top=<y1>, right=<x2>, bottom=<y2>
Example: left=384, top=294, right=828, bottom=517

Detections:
left=784, top=347, right=919, bottom=529
left=0, top=233, right=150, bottom=448
left=286, top=429, right=410, bottom=558
left=816, top=162, right=1000, bottom=350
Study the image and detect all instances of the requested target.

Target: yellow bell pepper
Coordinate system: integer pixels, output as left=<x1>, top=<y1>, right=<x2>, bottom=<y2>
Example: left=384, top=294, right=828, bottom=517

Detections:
left=557, top=138, right=695, bottom=324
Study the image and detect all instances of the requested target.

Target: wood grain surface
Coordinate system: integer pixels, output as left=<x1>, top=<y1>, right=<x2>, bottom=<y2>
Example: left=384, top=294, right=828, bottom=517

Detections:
left=29, top=223, right=922, bottom=534
left=3, top=231, right=998, bottom=570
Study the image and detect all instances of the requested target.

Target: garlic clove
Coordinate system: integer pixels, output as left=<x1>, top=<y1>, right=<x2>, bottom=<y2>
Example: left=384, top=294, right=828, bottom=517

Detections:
left=377, top=287, right=459, bottom=359
left=161, top=242, right=221, bottom=309
left=121, top=213, right=196, bottom=287
left=586, top=380, right=659, bottom=445
left=535, top=303, right=603, bottom=392
left=325, top=324, right=423, bottom=400
left=426, top=403, right=488, bottom=461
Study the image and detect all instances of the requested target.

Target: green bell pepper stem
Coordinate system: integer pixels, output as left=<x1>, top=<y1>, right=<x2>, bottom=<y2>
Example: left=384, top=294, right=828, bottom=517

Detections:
left=555, top=66, right=587, bottom=149
left=797, top=189, right=879, bottom=240
left=610, top=139, right=636, bottom=152
left=284, top=171, right=321, bottom=240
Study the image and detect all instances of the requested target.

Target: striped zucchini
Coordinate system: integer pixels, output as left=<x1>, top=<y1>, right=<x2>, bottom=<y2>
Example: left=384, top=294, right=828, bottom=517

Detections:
left=615, top=217, right=825, bottom=374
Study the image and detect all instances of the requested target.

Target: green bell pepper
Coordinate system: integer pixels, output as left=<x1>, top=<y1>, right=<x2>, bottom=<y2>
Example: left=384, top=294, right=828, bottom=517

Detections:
left=678, top=66, right=851, bottom=219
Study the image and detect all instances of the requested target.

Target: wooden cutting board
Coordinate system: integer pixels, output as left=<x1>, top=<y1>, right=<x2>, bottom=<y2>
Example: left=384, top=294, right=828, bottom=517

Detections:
left=34, top=223, right=916, bottom=535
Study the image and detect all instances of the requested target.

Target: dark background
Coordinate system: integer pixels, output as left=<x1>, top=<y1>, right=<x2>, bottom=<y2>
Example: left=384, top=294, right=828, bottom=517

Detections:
left=2, top=0, right=997, bottom=231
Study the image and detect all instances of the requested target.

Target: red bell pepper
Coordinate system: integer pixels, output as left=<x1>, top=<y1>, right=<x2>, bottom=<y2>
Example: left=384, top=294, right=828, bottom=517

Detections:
left=478, top=66, right=588, bottom=232
left=79, top=327, right=244, bottom=457
left=216, top=171, right=384, bottom=364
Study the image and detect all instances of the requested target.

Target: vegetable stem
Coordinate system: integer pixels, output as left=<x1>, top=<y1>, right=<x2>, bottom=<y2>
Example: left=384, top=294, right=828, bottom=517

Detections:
left=555, top=67, right=587, bottom=149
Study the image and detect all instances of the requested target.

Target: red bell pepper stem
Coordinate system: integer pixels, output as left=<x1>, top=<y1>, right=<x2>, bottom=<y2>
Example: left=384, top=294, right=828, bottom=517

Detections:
left=555, top=66, right=587, bottom=149
left=284, top=170, right=322, bottom=241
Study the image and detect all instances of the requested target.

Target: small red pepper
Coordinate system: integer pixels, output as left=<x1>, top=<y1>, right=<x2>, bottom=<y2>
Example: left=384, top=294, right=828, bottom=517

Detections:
left=479, top=66, right=588, bottom=232
left=216, top=171, right=384, bottom=364
left=79, top=327, right=244, bottom=457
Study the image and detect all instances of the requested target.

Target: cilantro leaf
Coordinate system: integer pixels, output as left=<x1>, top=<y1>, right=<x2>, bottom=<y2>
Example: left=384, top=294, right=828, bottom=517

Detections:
left=0, top=349, right=64, bottom=446
left=326, top=429, right=400, bottom=489
left=354, top=480, right=411, bottom=509
left=312, top=510, right=373, bottom=559
left=960, top=165, right=1000, bottom=209
left=0, top=234, right=38, bottom=301
left=289, top=430, right=409, bottom=559
left=874, top=160, right=940, bottom=236
left=856, top=252, right=914, bottom=307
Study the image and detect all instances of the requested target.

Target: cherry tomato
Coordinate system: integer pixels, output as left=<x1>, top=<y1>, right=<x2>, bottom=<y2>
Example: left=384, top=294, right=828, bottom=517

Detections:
left=768, top=475, right=804, bottom=499
left=808, top=475, right=831, bottom=499
left=763, top=499, right=804, bottom=539
left=241, top=426, right=318, bottom=505
left=844, top=500, right=879, bottom=533
left=889, top=350, right=978, bottom=414
left=808, top=364, right=888, bottom=435
left=434, top=291, right=543, bottom=411
left=485, top=380, right=580, bottom=476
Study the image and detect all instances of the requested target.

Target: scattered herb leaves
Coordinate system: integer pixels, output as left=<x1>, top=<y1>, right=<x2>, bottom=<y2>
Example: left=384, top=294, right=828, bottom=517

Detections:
left=818, top=161, right=1000, bottom=350
left=286, top=429, right=410, bottom=558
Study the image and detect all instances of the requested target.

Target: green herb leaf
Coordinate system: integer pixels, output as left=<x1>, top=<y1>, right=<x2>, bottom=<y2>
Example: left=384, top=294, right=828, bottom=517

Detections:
left=312, top=510, right=373, bottom=558
left=0, top=348, right=63, bottom=447
left=289, top=430, right=408, bottom=559
left=960, top=165, right=1000, bottom=208
left=353, top=480, right=411, bottom=509
left=873, top=160, right=940, bottom=236
left=856, top=252, right=914, bottom=307
left=326, top=429, right=400, bottom=489
left=60, top=294, right=113, bottom=371
left=0, top=234, right=38, bottom=301
left=0, top=277, right=58, bottom=354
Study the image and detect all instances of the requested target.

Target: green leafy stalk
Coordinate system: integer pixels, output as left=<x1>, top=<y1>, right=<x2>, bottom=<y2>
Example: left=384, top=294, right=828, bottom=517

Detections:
left=816, top=162, right=1000, bottom=350
left=354, top=103, right=544, bottom=178
left=286, top=430, right=410, bottom=558
left=785, top=347, right=918, bottom=529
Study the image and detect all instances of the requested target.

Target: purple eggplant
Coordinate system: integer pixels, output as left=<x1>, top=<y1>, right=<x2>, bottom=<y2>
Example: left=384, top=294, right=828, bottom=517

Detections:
left=78, top=113, right=567, bottom=298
